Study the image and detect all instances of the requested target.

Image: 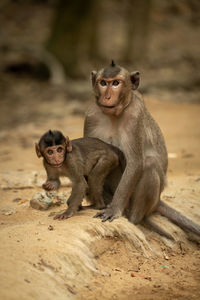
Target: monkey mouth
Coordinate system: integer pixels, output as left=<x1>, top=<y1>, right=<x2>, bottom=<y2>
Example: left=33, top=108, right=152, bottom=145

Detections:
left=99, top=104, right=116, bottom=109
left=46, top=161, right=63, bottom=168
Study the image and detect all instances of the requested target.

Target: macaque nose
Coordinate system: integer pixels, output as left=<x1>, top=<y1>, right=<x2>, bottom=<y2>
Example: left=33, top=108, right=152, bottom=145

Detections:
left=105, top=94, right=111, bottom=100
left=54, top=153, right=60, bottom=163
left=105, top=87, right=111, bottom=99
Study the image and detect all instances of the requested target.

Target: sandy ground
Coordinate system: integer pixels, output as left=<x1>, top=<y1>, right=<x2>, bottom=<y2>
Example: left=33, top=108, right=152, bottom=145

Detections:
left=0, top=97, right=200, bottom=300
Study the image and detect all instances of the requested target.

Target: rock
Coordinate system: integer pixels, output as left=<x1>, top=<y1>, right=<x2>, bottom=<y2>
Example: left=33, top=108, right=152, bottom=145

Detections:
left=1, top=208, right=16, bottom=216
left=30, top=192, right=52, bottom=210
left=13, top=197, right=22, bottom=202
left=30, top=190, right=71, bottom=210
left=48, top=225, right=54, bottom=231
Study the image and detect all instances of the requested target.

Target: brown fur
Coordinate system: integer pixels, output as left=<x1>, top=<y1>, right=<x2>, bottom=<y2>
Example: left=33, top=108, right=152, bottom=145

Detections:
left=36, top=130, right=121, bottom=220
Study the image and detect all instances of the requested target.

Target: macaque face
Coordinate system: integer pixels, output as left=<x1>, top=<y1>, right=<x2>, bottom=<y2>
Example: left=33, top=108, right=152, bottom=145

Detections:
left=43, top=145, right=66, bottom=167
left=92, top=62, right=140, bottom=116
left=96, top=77, right=124, bottom=115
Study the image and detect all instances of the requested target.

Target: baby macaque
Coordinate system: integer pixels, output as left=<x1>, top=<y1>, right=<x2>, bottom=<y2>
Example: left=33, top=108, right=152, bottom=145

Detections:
left=35, top=130, right=122, bottom=220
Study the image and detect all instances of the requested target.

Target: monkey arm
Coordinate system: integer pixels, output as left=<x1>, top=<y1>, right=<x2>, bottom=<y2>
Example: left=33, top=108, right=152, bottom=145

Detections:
left=113, top=159, right=142, bottom=208
left=83, top=113, right=93, bottom=137
left=42, top=163, right=61, bottom=190
left=94, top=117, right=144, bottom=222
left=94, top=157, right=143, bottom=222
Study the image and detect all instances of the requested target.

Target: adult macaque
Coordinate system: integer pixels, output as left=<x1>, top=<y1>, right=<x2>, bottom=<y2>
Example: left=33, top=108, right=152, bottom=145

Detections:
left=35, top=130, right=121, bottom=220
left=84, top=61, right=200, bottom=237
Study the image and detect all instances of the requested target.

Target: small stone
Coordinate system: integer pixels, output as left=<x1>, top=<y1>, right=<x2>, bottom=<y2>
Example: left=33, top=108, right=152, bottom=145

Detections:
left=161, top=265, right=169, bottom=269
left=17, top=199, right=28, bottom=205
left=13, top=197, right=22, bottom=202
left=48, top=225, right=54, bottom=231
left=153, top=284, right=161, bottom=288
left=1, top=208, right=16, bottom=216
left=30, top=192, right=52, bottom=210
left=24, top=279, right=31, bottom=283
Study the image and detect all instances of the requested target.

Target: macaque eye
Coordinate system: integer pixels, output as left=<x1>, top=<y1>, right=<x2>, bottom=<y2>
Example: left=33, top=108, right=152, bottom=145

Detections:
left=112, top=80, right=120, bottom=87
left=57, top=147, right=63, bottom=153
left=47, top=149, right=53, bottom=155
left=99, top=80, right=107, bottom=87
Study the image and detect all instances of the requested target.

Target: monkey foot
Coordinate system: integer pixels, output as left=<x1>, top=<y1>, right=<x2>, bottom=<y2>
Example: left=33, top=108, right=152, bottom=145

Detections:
left=93, top=207, right=121, bottom=222
left=54, top=210, right=74, bottom=220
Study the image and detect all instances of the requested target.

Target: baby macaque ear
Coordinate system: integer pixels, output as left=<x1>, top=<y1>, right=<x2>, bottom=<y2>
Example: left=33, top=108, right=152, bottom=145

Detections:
left=65, top=136, right=72, bottom=152
left=35, top=143, right=42, bottom=158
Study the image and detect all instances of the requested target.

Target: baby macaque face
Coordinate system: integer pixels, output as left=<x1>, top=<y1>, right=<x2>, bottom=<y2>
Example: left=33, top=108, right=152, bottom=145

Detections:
left=43, top=145, right=66, bottom=167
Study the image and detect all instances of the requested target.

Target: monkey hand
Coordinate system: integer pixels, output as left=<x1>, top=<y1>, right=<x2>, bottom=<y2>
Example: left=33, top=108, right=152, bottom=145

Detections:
left=93, top=206, right=122, bottom=222
left=42, top=180, right=60, bottom=191
left=53, top=209, right=74, bottom=220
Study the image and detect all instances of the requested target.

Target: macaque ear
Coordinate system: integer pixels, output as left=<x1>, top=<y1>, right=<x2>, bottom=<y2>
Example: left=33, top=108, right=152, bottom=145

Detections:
left=130, top=71, right=140, bottom=90
left=35, top=143, right=42, bottom=158
left=65, top=136, right=72, bottom=152
left=91, top=71, right=97, bottom=87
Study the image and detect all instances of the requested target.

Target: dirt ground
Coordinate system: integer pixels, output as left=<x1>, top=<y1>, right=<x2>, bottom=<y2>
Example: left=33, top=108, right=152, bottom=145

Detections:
left=0, top=96, right=200, bottom=300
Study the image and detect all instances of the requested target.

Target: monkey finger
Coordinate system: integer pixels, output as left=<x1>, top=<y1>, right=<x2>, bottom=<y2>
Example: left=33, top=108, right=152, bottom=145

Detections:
left=109, top=215, right=117, bottom=222
left=60, top=215, right=67, bottom=220
left=56, top=210, right=74, bottom=220
left=43, top=183, right=54, bottom=191
left=101, top=214, right=112, bottom=222
left=54, top=214, right=66, bottom=220
left=93, top=211, right=105, bottom=218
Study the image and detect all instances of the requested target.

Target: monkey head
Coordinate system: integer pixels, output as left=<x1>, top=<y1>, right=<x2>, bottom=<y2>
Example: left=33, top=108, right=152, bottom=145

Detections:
left=35, top=130, right=72, bottom=168
left=91, top=60, right=140, bottom=116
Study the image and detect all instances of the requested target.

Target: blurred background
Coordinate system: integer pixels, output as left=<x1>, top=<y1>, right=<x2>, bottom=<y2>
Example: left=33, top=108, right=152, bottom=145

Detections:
left=0, top=3, right=200, bottom=299
left=0, top=0, right=199, bottom=130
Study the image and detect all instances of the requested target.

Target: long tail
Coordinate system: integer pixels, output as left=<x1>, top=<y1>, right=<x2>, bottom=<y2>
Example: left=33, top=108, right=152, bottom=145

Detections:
left=157, top=201, right=200, bottom=236
left=144, top=217, right=174, bottom=240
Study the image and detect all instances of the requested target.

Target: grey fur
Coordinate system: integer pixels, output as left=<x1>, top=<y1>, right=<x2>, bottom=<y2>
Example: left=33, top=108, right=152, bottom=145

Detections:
left=84, top=64, right=200, bottom=238
left=102, top=65, right=121, bottom=78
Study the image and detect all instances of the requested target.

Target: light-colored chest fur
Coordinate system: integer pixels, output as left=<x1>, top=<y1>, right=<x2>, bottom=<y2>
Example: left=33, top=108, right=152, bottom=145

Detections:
left=90, top=114, right=122, bottom=150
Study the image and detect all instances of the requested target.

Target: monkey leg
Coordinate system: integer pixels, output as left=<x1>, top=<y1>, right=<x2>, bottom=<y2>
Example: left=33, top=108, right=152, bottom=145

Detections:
left=102, top=166, right=122, bottom=205
left=54, top=179, right=87, bottom=220
left=88, top=156, right=118, bottom=209
left=128, top=156, right=164, bottom=224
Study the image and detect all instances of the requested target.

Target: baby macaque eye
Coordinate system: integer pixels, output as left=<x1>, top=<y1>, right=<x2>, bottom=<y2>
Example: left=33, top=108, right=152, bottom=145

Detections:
left=100, top=80, right=107, bottom=87
left=112, top=80, right=120, bottom=87
left=57, top=147, right=63, bottom=153
left=48, top=149, right=53, bottom=155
